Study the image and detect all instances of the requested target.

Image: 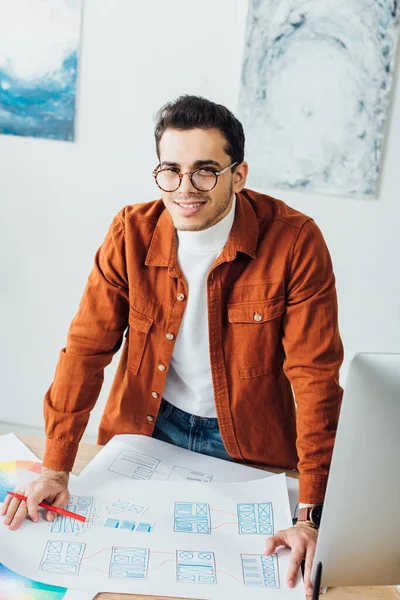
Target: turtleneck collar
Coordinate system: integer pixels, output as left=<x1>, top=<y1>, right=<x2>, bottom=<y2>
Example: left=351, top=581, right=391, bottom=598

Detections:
left=177, top=194, right=236, bottom=255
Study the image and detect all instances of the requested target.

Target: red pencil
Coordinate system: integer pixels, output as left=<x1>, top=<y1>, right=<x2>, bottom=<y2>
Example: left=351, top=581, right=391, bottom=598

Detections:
left=6, top=492, right=87, bottom=523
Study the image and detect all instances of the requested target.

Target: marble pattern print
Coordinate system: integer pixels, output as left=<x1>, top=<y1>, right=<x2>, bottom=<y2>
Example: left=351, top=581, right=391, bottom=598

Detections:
left=238, top=0, right=400, bottom=198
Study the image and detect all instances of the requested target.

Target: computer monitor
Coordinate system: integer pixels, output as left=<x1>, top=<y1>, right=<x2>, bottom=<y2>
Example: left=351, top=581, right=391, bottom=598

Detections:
left=312, top=352, right=400, bottom=587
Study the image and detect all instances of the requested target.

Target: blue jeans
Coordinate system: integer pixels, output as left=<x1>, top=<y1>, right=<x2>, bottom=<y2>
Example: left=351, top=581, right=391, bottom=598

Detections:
left=152, top=398, right=233, bottom=461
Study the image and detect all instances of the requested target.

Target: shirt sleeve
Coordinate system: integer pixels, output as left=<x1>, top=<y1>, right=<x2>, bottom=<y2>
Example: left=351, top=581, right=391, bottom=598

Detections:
left=282, top=219, right=344, bottom=504
left=43, top=211, right=130, bottom=471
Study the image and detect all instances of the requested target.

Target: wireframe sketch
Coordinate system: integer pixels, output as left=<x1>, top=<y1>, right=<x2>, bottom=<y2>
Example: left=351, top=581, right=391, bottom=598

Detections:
left=168, top=465, right=213, bottom=482
left=106, top=499, right=129, bottom=513
left=241, top=553, right=280, bottom=588
left=176, top=550, right=216, bottom=584
left=174, top=502, right=211, bottom=534
left=103, top=518, right=153, bottom=533
left=128, top=502, right=146, bottom=514
left=109, top=546, right=149, bottom=580
left=108, top=449, right=160, bottom=480
left=50, top=495, right=94, bottom=533
left=40, top=541, right=86, bottom=576
left=237, top=502, right=274, bottom=535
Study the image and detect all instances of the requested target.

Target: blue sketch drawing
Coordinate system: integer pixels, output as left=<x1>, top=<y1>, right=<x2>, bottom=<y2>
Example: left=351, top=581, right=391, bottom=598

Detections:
left=102, top=518, right=153, bottom=533
left=176, top=550, right=216, bottom=584
left=109, top=547, right=149, bottom=580
left=120, top=521, right=136, bottom=531
left=168, top=466, right=213, bottom=482
left=104, top=518, right=120, bottom=528
left=136, top=522, right=153, bottom=533
left=106, top=499, right=129, bottom=514
left=108, top=449, right=160, bottom=480
left=50, top=495, right=94, bottom=534
left=237, top=502, right=274, bottom=535
left=174, top=502, right=211, bottom=534
left=241, top=553, right=279, bottom=588
left=40, top=541, right=85, bottom=576
left=128, top=503, right=145, bottom=514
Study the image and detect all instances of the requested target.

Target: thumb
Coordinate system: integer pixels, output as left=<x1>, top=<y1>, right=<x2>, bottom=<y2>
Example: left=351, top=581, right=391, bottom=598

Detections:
left=264, top=531, right=286, bottom=556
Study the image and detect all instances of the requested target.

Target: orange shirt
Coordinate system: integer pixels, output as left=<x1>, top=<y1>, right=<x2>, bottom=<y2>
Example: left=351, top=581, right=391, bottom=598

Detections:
left=43, top=188, right=343, bottom=503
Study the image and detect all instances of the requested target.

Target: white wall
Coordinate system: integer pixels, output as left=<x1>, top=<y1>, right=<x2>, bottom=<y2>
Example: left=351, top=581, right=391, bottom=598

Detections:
left=0, top=0, right=399, bottom=439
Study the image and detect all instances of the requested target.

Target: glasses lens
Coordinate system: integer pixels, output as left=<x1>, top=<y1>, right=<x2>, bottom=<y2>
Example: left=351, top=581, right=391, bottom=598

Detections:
left=192, top=169, right=217, bottom=191
left=156, top=169, right=180, bottom=191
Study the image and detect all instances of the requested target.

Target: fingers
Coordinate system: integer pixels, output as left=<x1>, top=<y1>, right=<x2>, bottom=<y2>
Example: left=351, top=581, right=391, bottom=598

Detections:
left=45, top=490, right=70, bottom=522
left=26, top=492, right=44, bottom=524
left=286, top=544, right=305, bottom=588
left=303, top=537, right=317, bottom=595
left=5, top=497, right=29, bottom=531
left=1, top=491, right=13, bottom=516
left=2, top=478, right=70, bottom=530
left=264, top=531, right=287, bottom=556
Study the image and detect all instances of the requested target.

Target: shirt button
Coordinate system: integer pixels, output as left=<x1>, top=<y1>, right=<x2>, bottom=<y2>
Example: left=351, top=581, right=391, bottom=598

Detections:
left=254, top=313, right=262, bottom=322
left=146, top=415, right=154, bottom=422
left=151, top=391, right=159, bottom=399
left=158, top=364, right=166, bottom=371
left=166, top=333, right=174, bottom=340
left=176, top=293, right=185, bottom=301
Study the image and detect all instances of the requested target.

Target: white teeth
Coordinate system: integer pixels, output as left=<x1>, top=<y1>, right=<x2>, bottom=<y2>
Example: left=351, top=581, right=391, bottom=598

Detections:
left=178, top=203, right=203, bottom=208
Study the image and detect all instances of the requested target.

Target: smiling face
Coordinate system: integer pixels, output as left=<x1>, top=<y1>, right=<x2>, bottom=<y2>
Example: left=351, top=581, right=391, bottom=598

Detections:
left=157, top=128, right=248, bottom=231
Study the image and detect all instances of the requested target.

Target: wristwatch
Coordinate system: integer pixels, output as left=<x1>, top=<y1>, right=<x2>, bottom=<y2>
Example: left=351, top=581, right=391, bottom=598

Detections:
left=297, top=504, right=323, bottom=530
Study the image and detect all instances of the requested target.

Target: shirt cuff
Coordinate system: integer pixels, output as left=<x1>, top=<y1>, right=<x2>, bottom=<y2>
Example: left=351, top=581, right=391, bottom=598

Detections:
left=43, top=438, right=79, bottom=472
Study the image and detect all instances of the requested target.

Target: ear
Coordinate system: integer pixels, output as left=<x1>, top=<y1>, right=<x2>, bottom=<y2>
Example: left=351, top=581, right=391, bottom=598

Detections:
left=232, top=161, right=249, bottom=193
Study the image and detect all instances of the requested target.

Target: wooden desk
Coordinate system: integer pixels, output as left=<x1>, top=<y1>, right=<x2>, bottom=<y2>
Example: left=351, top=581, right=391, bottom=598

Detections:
left=12, top=435, right=400, bottom=600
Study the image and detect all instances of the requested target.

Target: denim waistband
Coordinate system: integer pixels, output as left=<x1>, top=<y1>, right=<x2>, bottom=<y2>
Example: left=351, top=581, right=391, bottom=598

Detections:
left=161, top=398, right=219, bottom=429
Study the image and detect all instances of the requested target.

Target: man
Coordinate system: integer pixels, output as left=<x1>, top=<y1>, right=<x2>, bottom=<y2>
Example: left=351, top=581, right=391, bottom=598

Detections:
left=2, top=95, right=343, bottom=595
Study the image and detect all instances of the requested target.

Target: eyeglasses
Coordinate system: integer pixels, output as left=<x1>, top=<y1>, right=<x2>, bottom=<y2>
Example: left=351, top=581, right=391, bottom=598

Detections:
left=153, top=161, right=238, bottom=192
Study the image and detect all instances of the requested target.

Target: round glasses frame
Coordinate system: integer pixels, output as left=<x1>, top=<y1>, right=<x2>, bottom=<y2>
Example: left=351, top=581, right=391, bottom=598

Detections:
left=152, top=161, right=238, bottom=192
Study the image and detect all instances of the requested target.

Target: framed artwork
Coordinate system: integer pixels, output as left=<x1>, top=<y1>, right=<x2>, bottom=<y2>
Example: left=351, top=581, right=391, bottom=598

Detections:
left=239, top=0, right=400, bottom=198
left=0, top=0, right=82, bottom=142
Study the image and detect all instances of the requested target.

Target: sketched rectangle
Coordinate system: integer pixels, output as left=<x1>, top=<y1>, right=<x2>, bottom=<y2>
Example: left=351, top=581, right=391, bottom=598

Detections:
left=108, top=449, right=160, bottom=480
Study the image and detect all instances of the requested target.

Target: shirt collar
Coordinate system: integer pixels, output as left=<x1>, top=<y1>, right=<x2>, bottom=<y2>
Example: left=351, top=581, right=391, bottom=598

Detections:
left=145, top=189, right=258, bottom=268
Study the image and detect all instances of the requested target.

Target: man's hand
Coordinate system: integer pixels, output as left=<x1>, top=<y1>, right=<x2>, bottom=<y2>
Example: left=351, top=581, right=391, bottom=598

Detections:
left=1, top=467, right=70, bottom=530
left=264, top=522, right=318, bottom=596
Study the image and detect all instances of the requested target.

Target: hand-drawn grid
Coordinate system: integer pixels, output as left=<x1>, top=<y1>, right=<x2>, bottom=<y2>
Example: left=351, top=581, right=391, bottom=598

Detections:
left=103, top=518, right=153, bottom=533
left=237, top=502, right=274, bottom=535
left=50, top=495, right=94, bottom=534
left=168, top=465, right=213, bottom=482
left=40, top=541, right=86, bottom=576
left=241, top=553, right=280, bottom=588
left=109, top=546, right=149, bottom=580
left=176, top=550, right=216, bottom=584
left=174, top=502, right=211, bottom=534
left=108, top=449, right=160, bottom=480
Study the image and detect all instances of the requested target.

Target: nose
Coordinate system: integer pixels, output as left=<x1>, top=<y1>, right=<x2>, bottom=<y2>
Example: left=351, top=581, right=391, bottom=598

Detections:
left=179, top=172, right=197, bottom=194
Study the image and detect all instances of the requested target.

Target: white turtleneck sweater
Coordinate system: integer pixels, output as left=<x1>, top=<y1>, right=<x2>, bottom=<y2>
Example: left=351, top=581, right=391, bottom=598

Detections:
left=163, top=195, right=236, bottom=417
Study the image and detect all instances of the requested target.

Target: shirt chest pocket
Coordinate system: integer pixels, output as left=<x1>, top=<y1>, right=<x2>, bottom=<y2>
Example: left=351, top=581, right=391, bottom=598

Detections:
left=126, top=307, right=153, bottom=375
left=227, top=296, right=285, bottom=379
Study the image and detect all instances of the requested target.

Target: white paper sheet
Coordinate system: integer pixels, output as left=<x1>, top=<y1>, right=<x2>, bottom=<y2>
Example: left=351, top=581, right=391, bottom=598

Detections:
left=0, top=473, right=305, bottom=599
left=0, top=432, right=96, bottom=600
left=81, top=434, right=300, bottom=518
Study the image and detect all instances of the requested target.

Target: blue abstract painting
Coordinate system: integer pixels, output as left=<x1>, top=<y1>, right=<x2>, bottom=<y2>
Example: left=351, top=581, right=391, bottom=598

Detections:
left=0, top=0, right=82, bottom=142
left=238, top=0, right=400, bottom=198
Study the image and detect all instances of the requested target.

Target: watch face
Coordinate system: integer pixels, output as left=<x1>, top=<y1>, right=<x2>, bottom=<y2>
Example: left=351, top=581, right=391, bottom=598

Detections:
left=310, top=504, right=323, bottom=528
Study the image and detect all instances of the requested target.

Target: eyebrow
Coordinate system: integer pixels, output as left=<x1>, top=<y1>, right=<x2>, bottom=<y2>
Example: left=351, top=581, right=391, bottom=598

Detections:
left=160, top=159, right=222, bottom=169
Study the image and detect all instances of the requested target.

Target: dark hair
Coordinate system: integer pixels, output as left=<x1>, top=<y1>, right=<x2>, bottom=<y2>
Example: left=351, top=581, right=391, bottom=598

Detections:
left=154, top=95, right=245, bottom=166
